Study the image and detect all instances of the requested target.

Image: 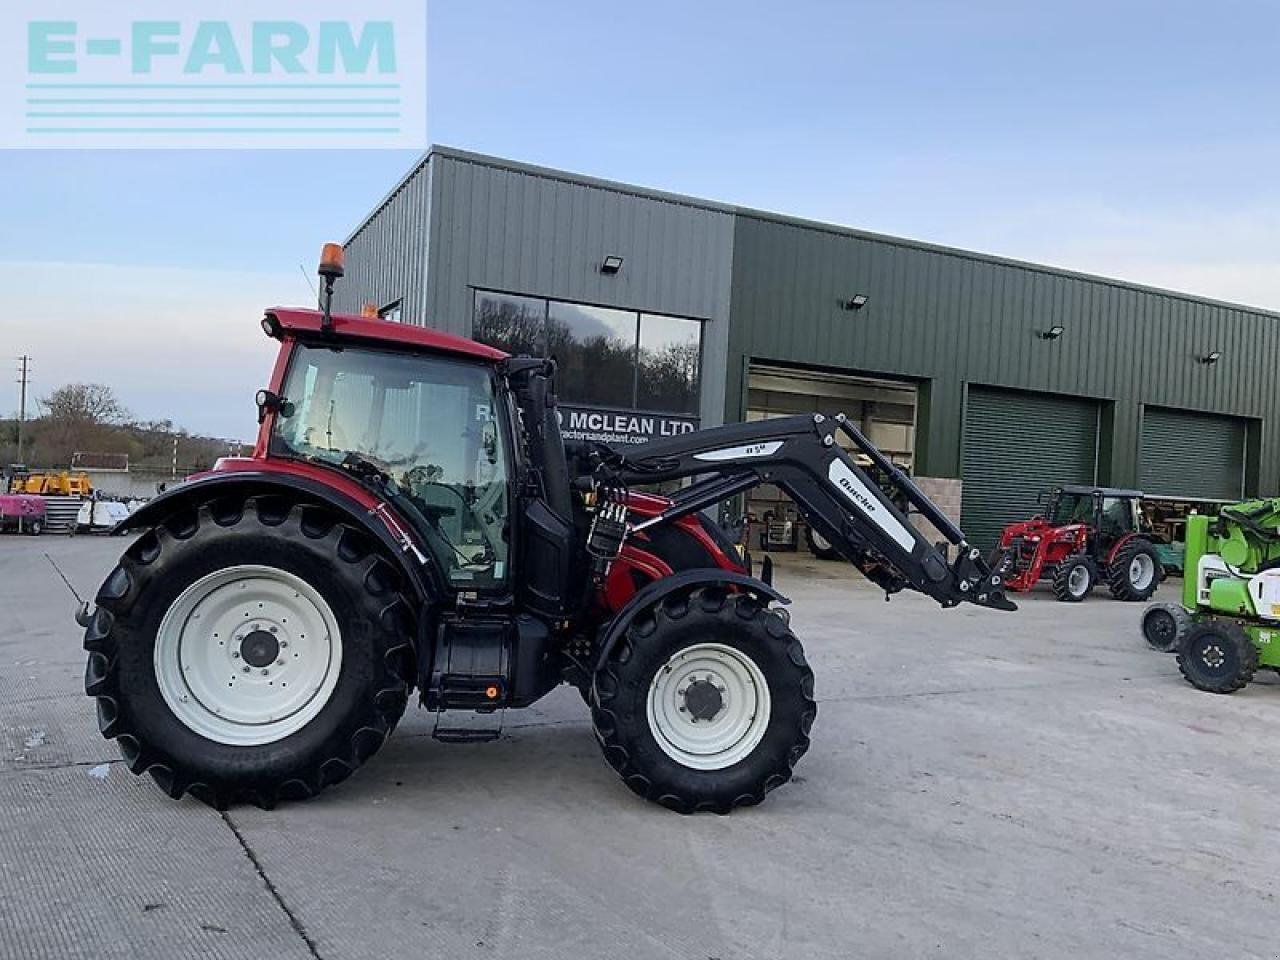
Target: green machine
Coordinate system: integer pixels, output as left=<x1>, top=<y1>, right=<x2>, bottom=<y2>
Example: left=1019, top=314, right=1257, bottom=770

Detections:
left=1141, top=498, right=1280, bottom=693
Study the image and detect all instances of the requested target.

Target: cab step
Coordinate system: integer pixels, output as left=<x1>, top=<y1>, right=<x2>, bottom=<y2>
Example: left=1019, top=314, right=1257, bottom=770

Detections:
left=431, top=709, right=504, bottom=744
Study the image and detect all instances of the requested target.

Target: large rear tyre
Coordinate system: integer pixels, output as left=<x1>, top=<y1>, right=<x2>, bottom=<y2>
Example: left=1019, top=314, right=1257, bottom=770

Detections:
left=1176, top=620, right=1257, bottom=693
left=1141, top=602, right=1190, bottom=652
left=83, top=496, right=416, bottom=808
left=1051, top=554, right=1095, bottom=602
left=1107, top=540, right=1161, bottom=601
left=591, top=586, right=815, bottom=814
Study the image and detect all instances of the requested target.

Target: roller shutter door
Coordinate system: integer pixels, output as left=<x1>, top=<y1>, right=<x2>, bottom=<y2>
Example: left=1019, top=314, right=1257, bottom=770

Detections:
left=1139, top=408, right=1245, bottom=500
left=961, top=387, right=1099, bottom=549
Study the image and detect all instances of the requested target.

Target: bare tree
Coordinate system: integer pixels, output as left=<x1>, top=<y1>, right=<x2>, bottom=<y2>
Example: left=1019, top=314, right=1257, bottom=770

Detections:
left=40, top=383, right=129, bottom=426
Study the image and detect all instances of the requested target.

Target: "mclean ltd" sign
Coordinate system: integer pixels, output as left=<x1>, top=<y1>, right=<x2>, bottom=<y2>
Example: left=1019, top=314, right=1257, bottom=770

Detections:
left=557, top=404, right=699, bottom=447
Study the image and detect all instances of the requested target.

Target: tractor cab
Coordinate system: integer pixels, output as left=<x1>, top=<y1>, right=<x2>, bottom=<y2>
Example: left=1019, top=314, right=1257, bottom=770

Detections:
left=1044, top=486, right=1146, bottom=546
left=997, top=485, right=1161, bottom=602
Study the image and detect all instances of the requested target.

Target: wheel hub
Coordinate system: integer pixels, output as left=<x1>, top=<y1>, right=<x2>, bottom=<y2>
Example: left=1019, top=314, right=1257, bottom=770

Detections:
left=1202, top=644, right=1226, bottom=669
left=239, top=628, right=280, bottom=668
left=153, top=565, right=342, bottom=746
left=681, top=677, right=725, bottom=722
left=647, top=642, right=772, bottom=771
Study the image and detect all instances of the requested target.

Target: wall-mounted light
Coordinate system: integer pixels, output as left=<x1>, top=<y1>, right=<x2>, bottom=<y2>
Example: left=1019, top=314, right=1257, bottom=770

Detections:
left=600, top=255, right=624, bottom=275
left=1198, top=350, right=1222, bottom=365
left=843, top=294, right=869, bottom=311
left=1039, top=325, right=1065, bottom=341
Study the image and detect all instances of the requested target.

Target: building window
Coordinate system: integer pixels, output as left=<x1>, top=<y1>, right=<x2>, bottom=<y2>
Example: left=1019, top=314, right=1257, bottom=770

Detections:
left=471, top=290, right=702, bottom=416
left=637, top=313, right=700, bottom=415
left=473, top=290, right=546, bottom=354
left=379, top=299, right=403, bottom=323
left=548, top=301, right=638, bottom=410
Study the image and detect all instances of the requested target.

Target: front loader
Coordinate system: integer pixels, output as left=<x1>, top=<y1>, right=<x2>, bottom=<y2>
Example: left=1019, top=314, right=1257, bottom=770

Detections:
left=1141, top=498, right=1280, bottom=693
left=80, top=244, right=1015, bottom=814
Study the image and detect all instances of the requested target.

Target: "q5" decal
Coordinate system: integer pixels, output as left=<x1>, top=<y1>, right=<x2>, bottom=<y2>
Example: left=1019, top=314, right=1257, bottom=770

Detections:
left=693, top=441, right=784, bottom=462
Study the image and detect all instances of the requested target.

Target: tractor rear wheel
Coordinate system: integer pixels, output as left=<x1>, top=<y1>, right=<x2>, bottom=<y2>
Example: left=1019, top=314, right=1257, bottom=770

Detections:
left=1051, top=554, right=1095, bottom=602
left=1176, top=620, right=1257, bottom=693
left=83, top=495, right=416, bottom=808
left=592, top=586, right=815, bottom=813
left=1107, top=540, right=1161, bottom=601
left=1141, top=602, right=1190, bottom=652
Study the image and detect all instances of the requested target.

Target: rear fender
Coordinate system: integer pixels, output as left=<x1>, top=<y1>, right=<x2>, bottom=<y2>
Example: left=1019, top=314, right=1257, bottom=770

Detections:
left=593, top=569, right=788, bottom=674
left=116, top=471, right=439, bottom=606
left=1105, top=531, right=1154, bottom=566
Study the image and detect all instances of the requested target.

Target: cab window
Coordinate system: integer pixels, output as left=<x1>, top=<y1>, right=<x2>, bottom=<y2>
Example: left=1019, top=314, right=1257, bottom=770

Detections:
left=271, top=344, right=510, bottom=588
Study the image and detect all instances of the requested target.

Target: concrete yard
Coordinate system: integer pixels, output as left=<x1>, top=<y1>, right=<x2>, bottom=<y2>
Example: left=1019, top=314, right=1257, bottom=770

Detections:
left=1, top=533, right=1276, bottom=960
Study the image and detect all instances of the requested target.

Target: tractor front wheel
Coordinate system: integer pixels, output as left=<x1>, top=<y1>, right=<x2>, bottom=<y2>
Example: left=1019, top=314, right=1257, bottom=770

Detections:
left=1141, top=602, right=1190, bottom=652
left=1176, top=620, right=1257, bottom=693
left=83, top=496, right=416, bottom=808
left=1107, top=540, right=1161, bottom=601
left=592, top=586, right=815, bottom=813
left=1051, top=554, right=1095, bottom=602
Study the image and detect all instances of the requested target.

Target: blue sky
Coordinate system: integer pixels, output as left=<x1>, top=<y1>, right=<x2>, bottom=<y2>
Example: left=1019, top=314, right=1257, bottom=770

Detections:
left=4, top=0, right=1279, bottom=439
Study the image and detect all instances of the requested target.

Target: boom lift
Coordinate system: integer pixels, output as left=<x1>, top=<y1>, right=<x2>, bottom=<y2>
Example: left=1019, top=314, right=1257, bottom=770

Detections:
left=1142, top=498, right=1280, bottom=693
left=80, top=244, right=1015, bottom=815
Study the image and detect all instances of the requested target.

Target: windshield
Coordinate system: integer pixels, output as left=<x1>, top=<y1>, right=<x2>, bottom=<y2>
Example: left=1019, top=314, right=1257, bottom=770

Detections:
left=271, top=344, right=509, bottom=589
left=1048, top=492, right=1093, bottom=525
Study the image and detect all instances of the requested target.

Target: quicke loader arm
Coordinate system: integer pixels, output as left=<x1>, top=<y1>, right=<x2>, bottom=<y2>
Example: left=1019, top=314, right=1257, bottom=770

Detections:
left=599, top=412, right=1016, bottom=612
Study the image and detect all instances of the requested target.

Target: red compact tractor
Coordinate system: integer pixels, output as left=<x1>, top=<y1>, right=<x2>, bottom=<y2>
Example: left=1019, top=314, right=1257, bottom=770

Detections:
left=78, top=244, right=1015, bottom=815
left=994, top=485, right=1163, bottom=602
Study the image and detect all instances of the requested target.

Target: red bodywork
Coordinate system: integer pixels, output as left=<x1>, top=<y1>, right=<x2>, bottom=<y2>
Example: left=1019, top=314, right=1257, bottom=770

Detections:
left=996, top=517, right=1143, bottom=592
left=202, top=307, right=743, bottom=617
left=602, top=491, right=746, bottom=612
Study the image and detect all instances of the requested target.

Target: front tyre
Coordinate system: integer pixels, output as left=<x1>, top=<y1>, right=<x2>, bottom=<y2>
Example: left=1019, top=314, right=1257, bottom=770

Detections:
left=1051, top=554, right=1095, bottom=602
left=1141, top=602, right=1190, bottom=652
left=592, top=587, right=815, bottom=814
left=83, top=496, right=416, bottom=808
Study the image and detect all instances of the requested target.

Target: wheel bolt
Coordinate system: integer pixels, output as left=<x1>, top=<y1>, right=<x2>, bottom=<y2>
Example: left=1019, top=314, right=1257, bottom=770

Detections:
left=232, top=651, right=241, bottom=659
left=242, top=666, right=250, bottom=673
left=261, top=669, right=269, bottom=676
left=280, top=641, right=288, bottom=649
left=269, top=626, right=278, bottom=634
left=276, top=659, right=284, bottom=667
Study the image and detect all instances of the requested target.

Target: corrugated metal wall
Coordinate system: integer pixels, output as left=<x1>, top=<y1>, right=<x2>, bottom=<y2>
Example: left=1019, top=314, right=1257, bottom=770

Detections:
left=336, top=159, right=432, bottom=321
left=339, top=148, right=1280, bottom=498
left=423, top=151, right=736, bottom=426
left=728, top=214, right=1280, bottom=492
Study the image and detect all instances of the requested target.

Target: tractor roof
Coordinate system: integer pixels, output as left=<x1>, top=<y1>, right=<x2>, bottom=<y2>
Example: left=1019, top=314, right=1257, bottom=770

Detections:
left=1058, top=484, right=1144, bottom=499
left=265, top=307, right=509, bottom=362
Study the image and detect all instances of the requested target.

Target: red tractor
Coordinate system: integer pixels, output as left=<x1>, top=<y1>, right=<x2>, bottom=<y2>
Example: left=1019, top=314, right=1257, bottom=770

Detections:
left=78, top=244, right=1015, bottom=814
left=995, top=485, right=1163, bottom=602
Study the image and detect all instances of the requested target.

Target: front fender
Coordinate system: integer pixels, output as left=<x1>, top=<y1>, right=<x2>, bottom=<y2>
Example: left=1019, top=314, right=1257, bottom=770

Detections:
left=593, top=568, right=788, bottom=674
left=115, top=471, right=439, bottom=605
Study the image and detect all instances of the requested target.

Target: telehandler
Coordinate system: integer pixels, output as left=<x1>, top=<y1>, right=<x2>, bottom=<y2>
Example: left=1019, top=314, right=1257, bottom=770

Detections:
left=81, top=244, right=1015, bottom=814
left=1142, top=498, right=1280, bottom=693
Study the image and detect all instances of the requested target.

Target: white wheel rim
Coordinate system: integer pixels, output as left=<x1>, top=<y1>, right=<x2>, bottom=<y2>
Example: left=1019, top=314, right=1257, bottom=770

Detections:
left=1068, top=565, right=1090, bottom=596
left=1129, top=554, right=1155, bottom=591
left=154, top=564, right=343, bottom=746
left=647, top=642, right=771, bottom=771
left=811, top=530, right=832, bottom=552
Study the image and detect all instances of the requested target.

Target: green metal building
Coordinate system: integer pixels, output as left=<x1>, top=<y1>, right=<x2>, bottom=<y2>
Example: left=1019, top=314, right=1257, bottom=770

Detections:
left=339, top=146, right=1280, bottom=547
